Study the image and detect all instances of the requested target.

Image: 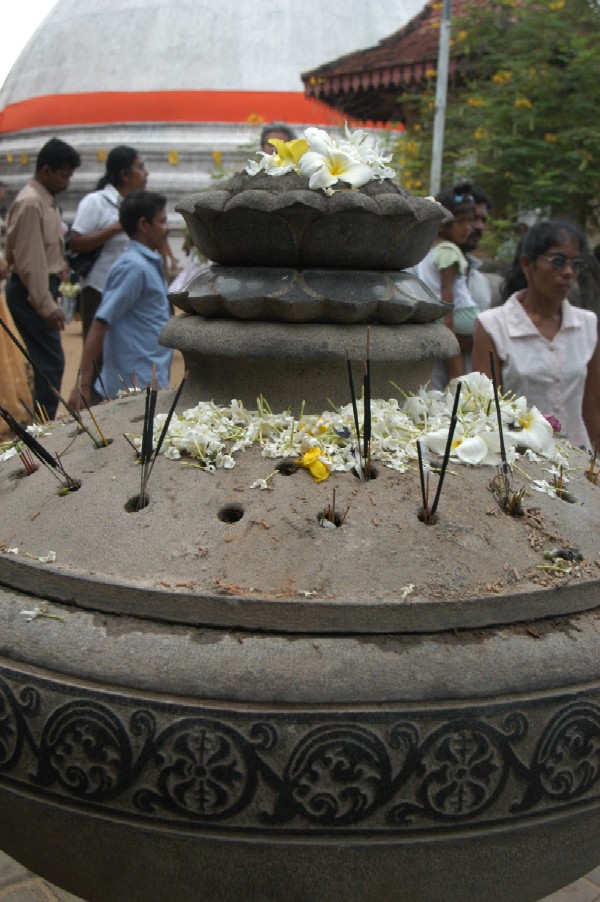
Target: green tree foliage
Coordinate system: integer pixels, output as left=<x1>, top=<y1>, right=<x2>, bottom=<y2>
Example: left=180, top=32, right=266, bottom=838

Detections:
left=396, top=0, right=600, bottom=232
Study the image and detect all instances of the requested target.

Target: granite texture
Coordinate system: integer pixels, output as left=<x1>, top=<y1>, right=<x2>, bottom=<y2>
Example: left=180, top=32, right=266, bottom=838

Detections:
left=176, top=172, right=450, bottom=271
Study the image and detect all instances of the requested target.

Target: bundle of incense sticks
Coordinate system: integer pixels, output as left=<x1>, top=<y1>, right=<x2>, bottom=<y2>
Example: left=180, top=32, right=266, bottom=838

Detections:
left=489, top=351, right=509, bottom=474
left=346, top=327, right=373, bottom=480
left=0, top=404, right=79, bottom=490
left=137, top=370, right=188, bottom=509
left=416, top=382, right=462, bottom=523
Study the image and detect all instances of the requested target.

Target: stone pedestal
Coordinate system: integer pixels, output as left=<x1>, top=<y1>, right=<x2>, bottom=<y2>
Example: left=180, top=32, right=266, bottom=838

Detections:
left=160, top=317, right=458, bottom=410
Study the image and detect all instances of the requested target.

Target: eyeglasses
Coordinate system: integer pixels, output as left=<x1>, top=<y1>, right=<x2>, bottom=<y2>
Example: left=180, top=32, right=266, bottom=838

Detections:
left=541, top=254, right=587, bottom=274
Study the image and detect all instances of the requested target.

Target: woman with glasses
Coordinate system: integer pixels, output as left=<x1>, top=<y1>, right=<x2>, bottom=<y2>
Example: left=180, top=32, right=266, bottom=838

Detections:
left=472, top=219, right=600, bottom=449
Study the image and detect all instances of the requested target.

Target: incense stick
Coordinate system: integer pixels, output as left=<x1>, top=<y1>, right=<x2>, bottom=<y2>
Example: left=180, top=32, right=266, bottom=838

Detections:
left=489, top=351, right=509, bottom=473
left=346, top=349, right=363, bottom=479
left=143, top=370, right=188, bottom=487
left=430, top=381, right=462, bottom=518
left=138, top=368, right=159, bottom=509
left=416, top=439, right=428, bottom=521
left=92, top=359, right=108, bottom=400
left=0, top=404, right=78, bottom=488
left=363, top=328, right=372, bottom=478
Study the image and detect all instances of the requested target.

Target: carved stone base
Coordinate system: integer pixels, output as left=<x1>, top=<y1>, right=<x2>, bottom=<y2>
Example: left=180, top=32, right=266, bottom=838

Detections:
left=160, top=318, right=458, bottom=410
left=0, top=591, right=599, bottom=902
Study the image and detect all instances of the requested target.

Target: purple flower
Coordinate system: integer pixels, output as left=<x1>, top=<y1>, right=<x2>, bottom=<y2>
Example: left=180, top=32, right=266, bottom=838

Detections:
left=544, top=414, right=561, bottom=433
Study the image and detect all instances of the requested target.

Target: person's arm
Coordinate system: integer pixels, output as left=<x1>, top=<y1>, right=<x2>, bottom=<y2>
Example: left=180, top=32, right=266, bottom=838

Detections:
left=472, top=319, right=502, bottom=383
left=68, top=319, right=109, bottom=409
left=439, top=264, right=465, bottom=380
left=70, top=222, right=122, bottom=253
left=582, top=340, right=600, bottom=449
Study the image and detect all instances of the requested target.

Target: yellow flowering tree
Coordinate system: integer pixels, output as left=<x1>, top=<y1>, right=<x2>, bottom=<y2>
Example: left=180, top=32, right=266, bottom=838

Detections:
left=394, top=0, right=600, bottom=231
left=449, top=0, right=600, bottom=227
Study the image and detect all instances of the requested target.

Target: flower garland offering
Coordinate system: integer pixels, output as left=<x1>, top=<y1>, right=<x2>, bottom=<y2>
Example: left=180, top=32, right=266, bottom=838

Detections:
left=143, top=374, right=566, bottom=490
left=245, top=124, right=395, bottom=190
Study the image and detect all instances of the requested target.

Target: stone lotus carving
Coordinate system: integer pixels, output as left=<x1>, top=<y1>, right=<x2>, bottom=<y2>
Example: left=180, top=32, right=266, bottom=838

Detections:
left=176, top=171, right=450, bottom=271
left=171, top=266, right=447, bottom=325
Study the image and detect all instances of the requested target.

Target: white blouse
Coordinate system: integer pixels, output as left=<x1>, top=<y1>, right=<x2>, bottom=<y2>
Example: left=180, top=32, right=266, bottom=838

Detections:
left=477, top=293, right=597, bottom=448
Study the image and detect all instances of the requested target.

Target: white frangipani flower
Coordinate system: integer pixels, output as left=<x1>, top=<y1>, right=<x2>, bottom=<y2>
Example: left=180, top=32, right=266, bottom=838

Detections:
left=509, top=398, right=555, bottom=456
left=299, top=145, right=374, bottom=190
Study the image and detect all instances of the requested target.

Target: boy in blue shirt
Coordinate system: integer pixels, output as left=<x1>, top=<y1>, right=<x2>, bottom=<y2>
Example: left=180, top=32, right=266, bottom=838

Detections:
left=70, top=190, right=172, bottom=406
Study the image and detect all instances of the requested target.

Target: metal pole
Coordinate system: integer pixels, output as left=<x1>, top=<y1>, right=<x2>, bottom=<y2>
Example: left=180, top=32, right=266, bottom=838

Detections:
left=429, top=0, right=452, bottom=195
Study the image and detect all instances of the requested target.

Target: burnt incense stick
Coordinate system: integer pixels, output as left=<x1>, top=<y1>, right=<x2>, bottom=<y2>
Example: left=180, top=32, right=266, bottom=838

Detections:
left=416, top=439, right=428, bottom=520
left=138, top=370, right=159, bottom=509
left=118, top=375, right=132, bottom=394
left=143, top=371, right=188, bottom=487
left=0, top=404, right=78, bottom=489
left=0, top=404, right=58, bottom=470
left=79, top=392, right=109, bottom=447
left=489, top=351, right=509, bottom=473
left=19, top=449, right=38, bottom=475
left=363, top=329, right=372, bottom=477
left=346, top=350, right=363, bottom=479
left=92, top=359, right=108, bottom=400
left=18, top=397, right=35, bottom=421
left=430, top=381, right=462, bottom=518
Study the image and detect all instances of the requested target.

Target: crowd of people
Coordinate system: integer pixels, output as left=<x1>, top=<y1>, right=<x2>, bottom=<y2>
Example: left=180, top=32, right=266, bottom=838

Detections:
left=0, top=128, right=599, bottom=453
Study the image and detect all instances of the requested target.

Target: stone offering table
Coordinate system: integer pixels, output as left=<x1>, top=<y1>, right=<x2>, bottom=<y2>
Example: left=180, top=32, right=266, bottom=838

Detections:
left=0, top=392, right=599, bottom=902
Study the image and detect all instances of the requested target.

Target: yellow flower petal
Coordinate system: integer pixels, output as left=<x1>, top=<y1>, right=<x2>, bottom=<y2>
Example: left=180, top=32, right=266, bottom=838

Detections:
left=268, top=138, right=309, bottom=165
left=298, top=447, right=331, bottom=482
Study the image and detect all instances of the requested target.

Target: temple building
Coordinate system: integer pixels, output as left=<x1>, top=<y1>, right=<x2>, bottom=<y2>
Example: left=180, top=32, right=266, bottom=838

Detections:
left=0, top=0, right=426, bottom=223
left=302, top=0, right=472, bottom=124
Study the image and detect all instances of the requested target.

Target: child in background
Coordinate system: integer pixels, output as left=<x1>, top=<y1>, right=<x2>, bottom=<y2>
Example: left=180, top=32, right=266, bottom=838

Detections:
left=415, top=184, right=477, bottom=388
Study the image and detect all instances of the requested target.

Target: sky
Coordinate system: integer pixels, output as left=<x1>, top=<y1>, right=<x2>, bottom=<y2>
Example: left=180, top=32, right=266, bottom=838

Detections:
left=0, top=0, right=58, bottom=88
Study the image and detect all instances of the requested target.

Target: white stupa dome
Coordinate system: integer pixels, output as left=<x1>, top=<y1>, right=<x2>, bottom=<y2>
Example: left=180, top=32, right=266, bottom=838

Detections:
left=0, top=0, right=427, bottom=220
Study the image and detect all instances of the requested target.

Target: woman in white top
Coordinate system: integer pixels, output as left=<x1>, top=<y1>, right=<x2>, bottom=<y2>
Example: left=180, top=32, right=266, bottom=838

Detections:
left=70, top=146, right=148, bottom=339
left=473, top=220, right=600, bottom=449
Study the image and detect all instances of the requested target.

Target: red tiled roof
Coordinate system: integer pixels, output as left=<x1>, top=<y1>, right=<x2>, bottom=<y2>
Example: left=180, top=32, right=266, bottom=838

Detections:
left=302, top=0, right=476, bottom=123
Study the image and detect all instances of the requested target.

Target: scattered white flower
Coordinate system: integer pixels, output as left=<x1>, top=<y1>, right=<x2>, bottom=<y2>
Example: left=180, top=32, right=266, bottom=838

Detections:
left=400, top=584, right=415, bottom=600
left=532, top=479, right=559, bottom=498
left=0, top=447, right=18, bottom=462
left=20, top=603, right=64, bottom=623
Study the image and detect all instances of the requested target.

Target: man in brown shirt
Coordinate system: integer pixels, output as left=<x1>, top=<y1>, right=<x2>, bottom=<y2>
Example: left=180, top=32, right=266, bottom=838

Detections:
left=6, top=138, right=81, bottom=419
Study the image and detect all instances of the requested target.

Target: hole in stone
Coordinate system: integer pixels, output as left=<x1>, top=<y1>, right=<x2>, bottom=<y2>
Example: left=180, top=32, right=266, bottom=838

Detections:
left=276, top=459, right=300, bottom=476
left=125, top=493, right=149, bottom=512
left=129, top=414, right=145, bottom=423
left=218, top=503, right=244, bottom=523
left=417, top=507, right=439, bottom=526
left=555, top=488, right=576, bottom=504
left=317, top=510, right=344, bottom=529
left=351, top=465, right=379, bottom=480
left=94, top=438, right=114, bottom=449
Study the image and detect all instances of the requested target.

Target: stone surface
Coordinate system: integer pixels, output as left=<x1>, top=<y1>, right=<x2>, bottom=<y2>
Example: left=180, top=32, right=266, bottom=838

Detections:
left=160, top=318, right=458, bottom=410
left=177, top=172, right=450, bottom=271
left=170, top=266, right=447, bottom=325
left=1, top=389, right=600, bottom=902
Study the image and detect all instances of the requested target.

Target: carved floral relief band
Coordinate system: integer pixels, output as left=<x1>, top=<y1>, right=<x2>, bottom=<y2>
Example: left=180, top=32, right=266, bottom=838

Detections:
left=1, top=665, right=599, bottom=837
